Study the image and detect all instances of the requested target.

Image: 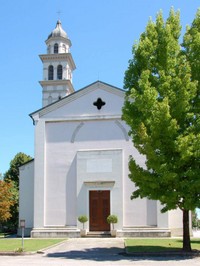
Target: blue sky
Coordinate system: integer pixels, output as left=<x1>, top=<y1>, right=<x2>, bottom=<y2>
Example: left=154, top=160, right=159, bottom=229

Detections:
left=0, top=0, right=199, bottom=174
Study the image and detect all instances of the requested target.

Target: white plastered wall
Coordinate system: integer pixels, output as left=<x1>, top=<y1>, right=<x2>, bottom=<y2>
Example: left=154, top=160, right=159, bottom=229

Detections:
left=19, top=161, right=34, bottom=235
left=33, top=118, right=46, bottom=228
left=44, top=119, right=129, bottom=227
left=44, top=118, right=156, bottom=229
left=168, top=208, right=184, bottom=236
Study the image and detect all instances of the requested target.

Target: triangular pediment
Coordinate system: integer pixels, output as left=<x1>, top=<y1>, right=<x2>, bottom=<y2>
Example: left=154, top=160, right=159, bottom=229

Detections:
left=30, top=81, right=125, bottom=121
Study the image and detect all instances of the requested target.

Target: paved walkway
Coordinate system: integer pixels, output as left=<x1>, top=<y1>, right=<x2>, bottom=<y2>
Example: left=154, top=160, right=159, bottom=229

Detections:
left=44, top=237, right=125, bottom=260
left=1, top=238, right=200, bottom=266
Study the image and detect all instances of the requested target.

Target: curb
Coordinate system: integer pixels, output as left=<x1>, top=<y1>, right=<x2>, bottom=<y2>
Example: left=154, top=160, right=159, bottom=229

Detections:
left=37, top=239, right=68, bottom=254
left=124, top=248, right=200, bottom=257
left=0, top=251, right=35, bottom=256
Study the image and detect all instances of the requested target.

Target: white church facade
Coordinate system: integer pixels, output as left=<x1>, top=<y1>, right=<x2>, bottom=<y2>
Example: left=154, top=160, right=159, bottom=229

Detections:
left=18, top=21, right=183, bottom=238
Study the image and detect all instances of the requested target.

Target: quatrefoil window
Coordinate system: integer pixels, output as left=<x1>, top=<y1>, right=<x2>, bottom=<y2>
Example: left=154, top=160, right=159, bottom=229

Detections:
left=93, top=98, right=106, bottom=110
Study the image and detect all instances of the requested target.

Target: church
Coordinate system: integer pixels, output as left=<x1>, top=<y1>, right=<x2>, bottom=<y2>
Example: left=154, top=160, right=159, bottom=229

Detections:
left=18, top=20, right=183, bottom=238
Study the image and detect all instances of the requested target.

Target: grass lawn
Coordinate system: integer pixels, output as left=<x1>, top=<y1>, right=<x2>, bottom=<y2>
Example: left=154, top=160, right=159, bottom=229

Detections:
left=0, top=238, right=66, bottom=252
left=125, top=238, right=200, bottom=253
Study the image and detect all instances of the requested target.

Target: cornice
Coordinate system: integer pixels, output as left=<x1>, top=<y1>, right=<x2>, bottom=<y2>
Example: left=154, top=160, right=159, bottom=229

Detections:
left=84, top=181, right=115, bottom=187
left=39, top=53, right=76, bottom=69
left=30, top=113, right=122, bottom=126
left=43, top=115, right=122, bottom=122
left=45, top=36, right=72, bottom=46
left=39, top=79, right=74, bottom=90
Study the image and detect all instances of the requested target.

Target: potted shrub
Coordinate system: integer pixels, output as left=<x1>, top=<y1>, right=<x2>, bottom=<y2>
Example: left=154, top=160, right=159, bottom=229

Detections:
left=107, top=214, right=118, bottom=237
left=78, top=215, right=88, bottom=237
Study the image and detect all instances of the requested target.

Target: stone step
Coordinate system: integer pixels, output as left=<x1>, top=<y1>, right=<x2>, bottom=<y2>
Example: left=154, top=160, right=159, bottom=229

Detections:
left=86, top=231, right=111, bottom=238
left=117, top=227, right=171, bottom=238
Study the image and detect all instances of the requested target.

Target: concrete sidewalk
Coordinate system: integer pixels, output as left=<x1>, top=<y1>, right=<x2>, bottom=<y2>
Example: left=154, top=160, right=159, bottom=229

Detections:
left=43, top=237, right=125, bottom=258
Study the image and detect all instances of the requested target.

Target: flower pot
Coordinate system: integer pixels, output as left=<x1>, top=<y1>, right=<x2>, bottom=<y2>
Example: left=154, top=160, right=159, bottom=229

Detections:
left=80, top=229, right=87, bottom=237
left=111, top=229, right=117, bottom=237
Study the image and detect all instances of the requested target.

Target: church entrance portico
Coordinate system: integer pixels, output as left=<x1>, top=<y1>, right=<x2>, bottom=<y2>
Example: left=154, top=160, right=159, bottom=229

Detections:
left=77, top=149, right=123, bottom=233
left=89, top=190, right=110, bottom=231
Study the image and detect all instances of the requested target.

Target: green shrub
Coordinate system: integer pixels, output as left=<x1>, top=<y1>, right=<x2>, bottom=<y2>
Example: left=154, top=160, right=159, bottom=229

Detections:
left=107, top=215, right=118, bottom=229
left=78, top=215, right=88, bottom=229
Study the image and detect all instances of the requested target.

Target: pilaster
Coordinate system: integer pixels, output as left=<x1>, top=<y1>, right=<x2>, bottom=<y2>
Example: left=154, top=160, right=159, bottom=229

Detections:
left=33, top=119, right=46, bottom=228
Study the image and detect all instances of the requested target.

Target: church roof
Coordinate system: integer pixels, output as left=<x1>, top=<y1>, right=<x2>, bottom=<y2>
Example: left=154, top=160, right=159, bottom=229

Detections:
left=47, top=20, right=68, bottom=40
left=18, top=158, right=34, bottom=169
left=30, top=80, right=125, bottom=122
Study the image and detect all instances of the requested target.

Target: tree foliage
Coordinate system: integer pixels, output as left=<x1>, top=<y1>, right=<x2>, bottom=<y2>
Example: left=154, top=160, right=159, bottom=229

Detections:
left=107, top=215, right=118, bottom=230
left=4, top=152, right=32, bottom=188
left=0, top=180, right=16, bottom=223
left=78, top=215, right=88, bottom=229
left=3, top=152, right=32, bottom=232
left=122, top=8, right=200, bottom=251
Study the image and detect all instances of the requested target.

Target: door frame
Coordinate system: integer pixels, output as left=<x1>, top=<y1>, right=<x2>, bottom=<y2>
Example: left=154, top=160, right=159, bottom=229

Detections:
left=89, top=189, right=111, bottom=231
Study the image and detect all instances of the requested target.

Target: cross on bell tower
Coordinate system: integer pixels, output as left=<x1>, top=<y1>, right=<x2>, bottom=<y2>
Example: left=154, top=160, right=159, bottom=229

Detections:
left=57, top=10, right=62, bottom=19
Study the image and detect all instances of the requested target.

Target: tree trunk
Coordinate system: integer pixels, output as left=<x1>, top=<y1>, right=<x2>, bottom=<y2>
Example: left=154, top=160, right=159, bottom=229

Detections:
left=182, top=209, right=191, bottom=252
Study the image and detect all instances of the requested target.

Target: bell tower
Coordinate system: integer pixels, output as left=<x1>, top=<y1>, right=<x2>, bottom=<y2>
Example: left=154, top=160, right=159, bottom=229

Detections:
left=39, top=20, right=76, bottom=107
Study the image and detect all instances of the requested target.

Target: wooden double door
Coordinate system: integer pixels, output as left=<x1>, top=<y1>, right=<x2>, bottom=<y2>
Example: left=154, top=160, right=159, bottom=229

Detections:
left=89, top=190, right=110, bottom=231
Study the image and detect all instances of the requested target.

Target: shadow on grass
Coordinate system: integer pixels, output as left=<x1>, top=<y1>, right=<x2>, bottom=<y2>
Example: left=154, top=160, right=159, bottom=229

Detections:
left=126, top=238, right=200, bottom=253
left=126, top=245, right=182, bottom=253
left=0, top=233, right=17, bottom=238
left=46, top=246, right=197, bottom=262
left=176, top=239, right=200, bottom=245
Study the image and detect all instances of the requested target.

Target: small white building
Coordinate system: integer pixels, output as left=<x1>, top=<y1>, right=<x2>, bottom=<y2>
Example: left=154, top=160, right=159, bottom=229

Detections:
left=19, top=21, right=183, bottom=238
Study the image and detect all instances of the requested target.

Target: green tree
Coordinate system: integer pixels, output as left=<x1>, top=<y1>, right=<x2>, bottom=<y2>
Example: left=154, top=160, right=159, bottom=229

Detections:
left=122, top=9, right=200, bottom=252
left=4, top=152, right=32, bottom=188
left=0, top=180, right=16, bottom=224
left=3, top=152, right=32, bottom=232
left=183, top=10, right=200, bottom=135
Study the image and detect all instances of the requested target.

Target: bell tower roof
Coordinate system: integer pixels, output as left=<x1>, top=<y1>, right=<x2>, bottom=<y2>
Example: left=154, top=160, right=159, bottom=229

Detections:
left=47, top=20, right=68, bottom=40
